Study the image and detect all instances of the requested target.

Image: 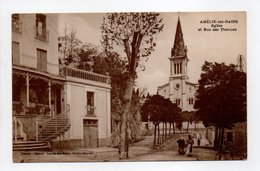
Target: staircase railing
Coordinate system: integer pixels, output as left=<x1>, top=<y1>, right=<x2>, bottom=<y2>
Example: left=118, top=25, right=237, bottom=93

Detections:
left=37, top=106, right=70, bottom=141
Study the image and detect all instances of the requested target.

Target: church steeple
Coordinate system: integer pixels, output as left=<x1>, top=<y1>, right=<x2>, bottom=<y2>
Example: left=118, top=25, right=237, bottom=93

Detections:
left=171, top=17, right=187, bottom=58
left=169, top=16, right=189, bottom=77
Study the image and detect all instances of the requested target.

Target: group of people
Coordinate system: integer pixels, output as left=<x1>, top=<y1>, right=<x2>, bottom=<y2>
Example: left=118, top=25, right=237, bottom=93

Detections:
left=177, top=135, right=201, bottom=155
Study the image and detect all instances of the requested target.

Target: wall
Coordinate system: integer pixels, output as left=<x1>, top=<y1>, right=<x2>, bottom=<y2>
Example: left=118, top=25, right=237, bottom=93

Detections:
left=12, top=14, right=59, bottom=75
left=183, top=82, right=197, bottom=111
left=65, top=80, right=111, bottom=147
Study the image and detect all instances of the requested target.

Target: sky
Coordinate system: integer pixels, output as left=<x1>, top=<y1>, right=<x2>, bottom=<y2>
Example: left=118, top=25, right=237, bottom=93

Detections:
left=58, top=12, right=246, bottom=94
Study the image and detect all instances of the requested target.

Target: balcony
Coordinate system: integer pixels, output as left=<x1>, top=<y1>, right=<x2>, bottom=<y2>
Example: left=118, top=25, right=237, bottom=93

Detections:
left=34, top=27, right=49, bottom=42
left=85, top=105, right=96, bottom=117
left=13, top=101, right=50, bottom=116
left=12, top=21, right=22, bottom=33
left=60, top=66, right=111, bottom=84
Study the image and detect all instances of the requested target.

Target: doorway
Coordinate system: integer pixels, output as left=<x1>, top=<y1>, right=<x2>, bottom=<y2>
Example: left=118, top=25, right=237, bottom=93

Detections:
left=83, top=119, right=98, bottom=148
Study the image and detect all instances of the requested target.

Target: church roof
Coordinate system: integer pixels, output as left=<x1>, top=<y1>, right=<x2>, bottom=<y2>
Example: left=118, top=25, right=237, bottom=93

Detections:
left=171, top=17, right=187, bottom=58
left=158, top=83, right=169, bottom=89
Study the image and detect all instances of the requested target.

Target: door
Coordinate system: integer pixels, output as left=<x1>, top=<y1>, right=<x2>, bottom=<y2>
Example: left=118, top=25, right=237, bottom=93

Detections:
left=83, top=119, right=98, bottom=148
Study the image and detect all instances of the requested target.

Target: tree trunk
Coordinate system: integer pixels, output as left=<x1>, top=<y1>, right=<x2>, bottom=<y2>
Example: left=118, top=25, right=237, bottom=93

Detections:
left=220, top=127, right=225, bottom=151
left=214, top=127, right=219, bottom=150
left=169, top=123, right=171, bottom=138
left=153, top=124, right=157, bottom=148
left=186, top=121, right=190, bottom=133
left=165, top=122, right=167, bottom=140
left=119, top=77, right=134, bottom=159
left=162, top=122, right=165, bottom=143
left=218, top=128, right=222, bottom=151
left=157, top=124, right=160, bottom=145
left=173, top=122, right=175, bottom=135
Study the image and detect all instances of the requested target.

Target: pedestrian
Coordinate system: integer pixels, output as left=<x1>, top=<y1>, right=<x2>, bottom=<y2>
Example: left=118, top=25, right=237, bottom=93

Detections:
left=186, top=135, right=194, bottom=155
left=177, top=136, right=186, bottom=155
left=197, top=138, right=201, bottom=146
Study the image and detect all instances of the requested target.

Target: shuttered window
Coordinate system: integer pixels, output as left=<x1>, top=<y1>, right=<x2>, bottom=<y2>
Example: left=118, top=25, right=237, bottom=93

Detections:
left=37, top=48, right=47, bottom=72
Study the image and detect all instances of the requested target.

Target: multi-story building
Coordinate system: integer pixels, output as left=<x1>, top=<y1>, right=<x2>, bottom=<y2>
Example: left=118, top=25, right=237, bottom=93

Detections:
left=12, top=14, right=111, bottom=150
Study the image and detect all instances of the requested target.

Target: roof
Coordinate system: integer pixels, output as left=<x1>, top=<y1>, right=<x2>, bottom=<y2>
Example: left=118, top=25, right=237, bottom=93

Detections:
left=157, top=83, right=169, bottom=89
left=171, top=17, right=187, bottom=58
left=185, top=81, right=198, bottom=87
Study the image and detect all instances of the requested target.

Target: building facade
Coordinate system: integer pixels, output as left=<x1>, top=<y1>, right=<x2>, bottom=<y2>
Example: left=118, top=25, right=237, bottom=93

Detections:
left=12, top=14, right=111, bottom=150
left=157, top=17, right=197, bottom=112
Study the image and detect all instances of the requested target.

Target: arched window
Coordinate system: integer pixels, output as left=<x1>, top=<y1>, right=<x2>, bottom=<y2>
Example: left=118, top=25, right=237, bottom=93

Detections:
left=180, top=62, right=182, bottom=74
left=174, top=63, right=176, bottom=74
left=177, top=63, right=179, bottom=74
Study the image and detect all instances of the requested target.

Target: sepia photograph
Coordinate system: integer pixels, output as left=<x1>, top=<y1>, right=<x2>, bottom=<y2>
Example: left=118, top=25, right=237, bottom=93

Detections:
left=11, top=12, right=247, bottom=163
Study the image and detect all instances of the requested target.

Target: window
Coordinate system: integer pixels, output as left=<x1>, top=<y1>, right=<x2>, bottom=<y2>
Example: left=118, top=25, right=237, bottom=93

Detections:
left=12, top=14, right=22, bottom=33
left=37, top=48, right=47, bottom=72
left=83, top=119, right=97, bottom=125
left=180, top=62, right=182, bottom=74
left=86, top=91, right=95, bottom=116
left=35, top=14, right=48, bottom=41
left=12, top=41, right=20, bottom=65
left=174, top=63, right=176, bottom=74
left=175, top=99, right=181, bottom=106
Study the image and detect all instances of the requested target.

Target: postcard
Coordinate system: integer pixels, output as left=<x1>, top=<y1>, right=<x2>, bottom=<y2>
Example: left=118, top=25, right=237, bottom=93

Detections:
left=11, top=12, right=246, bottom=163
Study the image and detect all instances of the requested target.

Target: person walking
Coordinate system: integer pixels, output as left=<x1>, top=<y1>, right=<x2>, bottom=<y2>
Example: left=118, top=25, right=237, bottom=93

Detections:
left=177, top=137, right=186, bottom=155
left=186, top=135, right=194, bottom=155
left=197, top=138, right=201, bottom=146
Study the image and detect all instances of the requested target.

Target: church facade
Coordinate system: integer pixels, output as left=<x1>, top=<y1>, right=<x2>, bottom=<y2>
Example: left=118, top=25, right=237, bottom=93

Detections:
left=157, top=17, right=197, bottom=112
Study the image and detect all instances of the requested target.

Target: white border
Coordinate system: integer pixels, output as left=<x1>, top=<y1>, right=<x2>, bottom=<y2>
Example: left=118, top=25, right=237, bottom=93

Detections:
left=1, top=0, right=260, bottom=171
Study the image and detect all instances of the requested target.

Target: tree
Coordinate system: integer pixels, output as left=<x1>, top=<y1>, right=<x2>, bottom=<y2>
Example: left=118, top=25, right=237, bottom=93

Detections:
left=77, top=43, right=99, bottom=71
left=194, top=61, right=246, bottom=151
left=141, top=94, right=180, bottom=147
left=101, top=12, right=164, bottom=159
left=58, top=26, right=82, bottom=66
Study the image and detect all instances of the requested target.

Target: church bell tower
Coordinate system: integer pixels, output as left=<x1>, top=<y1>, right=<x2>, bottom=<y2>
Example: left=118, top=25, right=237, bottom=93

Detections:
left=169, top=16, right=189, bottom=109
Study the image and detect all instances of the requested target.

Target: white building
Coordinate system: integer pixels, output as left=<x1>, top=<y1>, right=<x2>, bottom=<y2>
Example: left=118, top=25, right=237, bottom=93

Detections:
left=12, top=14, right=111, bottom=150
left=157, top=17, right=205, bottom=131
left=157, top=17, right=197, bottom=112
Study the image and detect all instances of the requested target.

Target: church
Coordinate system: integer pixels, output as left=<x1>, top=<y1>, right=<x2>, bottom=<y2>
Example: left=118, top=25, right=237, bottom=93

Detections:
left=157, top=17, right=197, bottom=112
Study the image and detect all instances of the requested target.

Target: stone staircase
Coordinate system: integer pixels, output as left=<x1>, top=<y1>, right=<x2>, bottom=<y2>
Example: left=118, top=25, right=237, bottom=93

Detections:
left=13, top=108, right=70, bottom=151
left=39, top=114, right=70, bottom=141
left=13, top=141, right=50, bottom=151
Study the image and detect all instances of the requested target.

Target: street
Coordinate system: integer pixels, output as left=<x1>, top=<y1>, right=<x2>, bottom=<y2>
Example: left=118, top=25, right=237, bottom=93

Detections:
left=13, top=135, right=217, bottom=162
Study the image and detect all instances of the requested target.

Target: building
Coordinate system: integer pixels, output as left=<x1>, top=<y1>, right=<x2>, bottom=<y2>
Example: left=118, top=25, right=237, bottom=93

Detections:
left=157, top=17, right=197, bottom=112
left=157, top=17, right=205, bottom=132
left=12, top=14, right=111, bottom=150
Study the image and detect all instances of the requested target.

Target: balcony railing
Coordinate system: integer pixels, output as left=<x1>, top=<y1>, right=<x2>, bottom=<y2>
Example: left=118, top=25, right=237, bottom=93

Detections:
left=34, top=27, right=49, bottom=42
left=13, top=101, right=50, bottom=116
left=12, top=21, right=22, bottom=33
left=85, top=105, right=96, bottom=117
left=61, top=66, right=111, bottom=84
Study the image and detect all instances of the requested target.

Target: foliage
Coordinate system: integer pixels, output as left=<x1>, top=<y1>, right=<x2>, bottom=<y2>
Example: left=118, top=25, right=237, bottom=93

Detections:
left=141, top=94, right=181, bottom=146
left=58, top=26, right=82, bottom=66
left=101, top=12, right=164, bottom=74
left=194, top=61, right=246, bottom=151
left=194, top=61, right=246, bottom=128
left=101, top=12, right=164, bottom=158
